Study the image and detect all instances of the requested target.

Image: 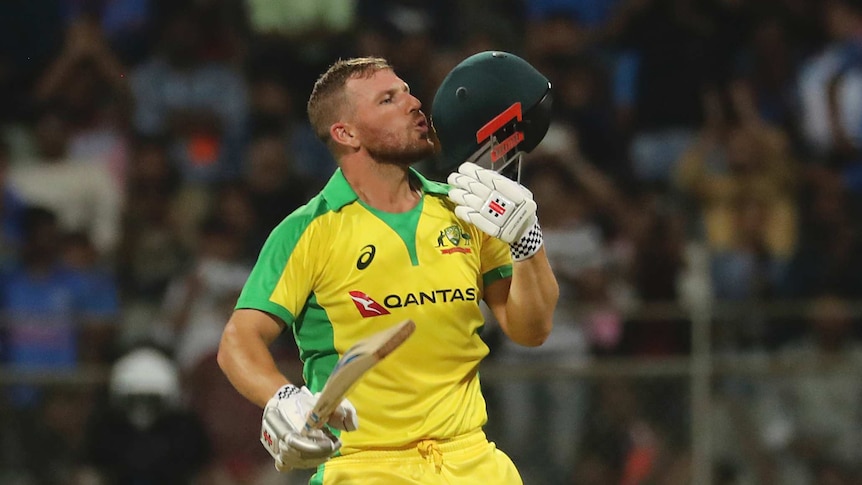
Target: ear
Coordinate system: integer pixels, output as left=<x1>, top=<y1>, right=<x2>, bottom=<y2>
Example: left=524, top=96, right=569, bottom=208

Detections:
left=330, top=122, right=360, bottom=149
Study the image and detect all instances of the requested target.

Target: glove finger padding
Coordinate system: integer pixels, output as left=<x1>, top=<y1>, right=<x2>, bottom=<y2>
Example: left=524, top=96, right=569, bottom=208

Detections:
left=329, top=399, right=358, bottom=432
left=313, top=392, right=359, bottom=432
left=453, top=162, right=533, bottom=203
left=275, top=441, right=337, bottom=471
left=447, top=188, right=486, bottom=213
left=447, top=162, right=538, bottom=243
left=261, top=385, right=343, bottom=471
left=447, top=173, right=494, bottom=201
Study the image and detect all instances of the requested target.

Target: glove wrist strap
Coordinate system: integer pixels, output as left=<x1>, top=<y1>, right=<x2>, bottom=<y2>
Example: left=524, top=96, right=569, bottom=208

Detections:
left=509, top=220, right=543, bottom=261
left=274, top=384, right=302, bottom=401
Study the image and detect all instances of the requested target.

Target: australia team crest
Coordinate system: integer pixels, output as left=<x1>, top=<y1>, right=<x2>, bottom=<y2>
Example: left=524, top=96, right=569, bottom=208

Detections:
left=437, top=224, right=472, bottom=254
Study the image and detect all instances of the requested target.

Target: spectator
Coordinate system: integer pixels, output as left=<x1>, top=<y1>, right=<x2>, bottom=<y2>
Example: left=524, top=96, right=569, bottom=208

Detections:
left=83, top=346, right=211, bottom=484
left=8, top=106, right=123, bottom=256
left=0, top=207, right=118, bottom=407
left=62, top=0, right=157, bottom=65
left=676, top=100, right=799, bottom=349
left=798, top=0, right=862, bottom=174
left=675, top=117, right=798, bottom=279
left=525, top=10, right=592, bottom=71
left=158, top=218, right=251, bottom=374
left=786, top=176, right=862, bottom=299
left=731, top=15, right=806, bottom=138
left=60, top=231, right=121, bottom=363
left=244, top=133, right=316, bottom=249
left=755, top=294, right=862, bottom=485
left=246, top=76, right=333, bottom=193
left=33, top=15, right=132, bottom=188
left=551, top=54, right=630, bottom=181
left=210, top=182, right=260, bottom=260
left=2, top=384, right=97, bottom=484
left=619, top=190, right=691, bottom=356
left=575, top=379, right=668, bottom=485
left=613, top=0, right=716, bottom=183
left=116, top=137, right=188, bottom=337
left=525, top=123, right=685, bottom=356
left=130, top=7, right=248, bottom=184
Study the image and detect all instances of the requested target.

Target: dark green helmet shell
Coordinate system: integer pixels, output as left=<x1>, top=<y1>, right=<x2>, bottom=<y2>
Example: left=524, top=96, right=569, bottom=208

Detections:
left=431, top=51, right=552, bottom=171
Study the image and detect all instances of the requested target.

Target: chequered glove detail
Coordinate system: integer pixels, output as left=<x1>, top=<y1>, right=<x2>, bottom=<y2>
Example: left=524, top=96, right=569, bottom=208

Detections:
left=276, top=384, right=301, bottom=400
left=509, top=220, right=543, bottom=261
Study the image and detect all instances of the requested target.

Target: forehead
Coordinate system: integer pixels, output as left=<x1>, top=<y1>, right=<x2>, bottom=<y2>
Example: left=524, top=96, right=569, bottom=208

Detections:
left=345, top=69, right=404, bottom=100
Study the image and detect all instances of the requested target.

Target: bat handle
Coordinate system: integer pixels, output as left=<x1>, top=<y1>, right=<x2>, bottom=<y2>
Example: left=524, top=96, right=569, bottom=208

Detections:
left=303, top=408, right=325, bottom=435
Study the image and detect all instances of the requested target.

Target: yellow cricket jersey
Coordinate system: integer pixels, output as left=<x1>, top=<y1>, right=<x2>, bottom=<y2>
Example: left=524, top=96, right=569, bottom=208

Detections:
left=236, top=167, right=513, bottom=453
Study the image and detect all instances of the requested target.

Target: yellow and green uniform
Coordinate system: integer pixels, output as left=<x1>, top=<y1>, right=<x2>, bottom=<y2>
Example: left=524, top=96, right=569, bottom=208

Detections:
left=236, top=167, right=518, bottom=482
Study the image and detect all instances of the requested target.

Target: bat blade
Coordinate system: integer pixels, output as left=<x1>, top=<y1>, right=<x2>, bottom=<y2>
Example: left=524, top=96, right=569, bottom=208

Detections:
left=304, top=319, right=416, bottom=432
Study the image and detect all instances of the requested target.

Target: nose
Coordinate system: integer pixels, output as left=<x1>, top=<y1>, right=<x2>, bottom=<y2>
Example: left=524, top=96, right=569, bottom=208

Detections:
left=408, top=94, right=422, bottom=112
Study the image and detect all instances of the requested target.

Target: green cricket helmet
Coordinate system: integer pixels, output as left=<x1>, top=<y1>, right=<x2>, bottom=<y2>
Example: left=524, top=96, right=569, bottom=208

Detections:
left=431, top=51, right=552, bottom=175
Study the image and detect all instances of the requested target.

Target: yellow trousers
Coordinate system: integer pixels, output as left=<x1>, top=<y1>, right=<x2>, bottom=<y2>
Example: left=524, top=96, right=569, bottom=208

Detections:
left=311, top=430, right=523, bottom=485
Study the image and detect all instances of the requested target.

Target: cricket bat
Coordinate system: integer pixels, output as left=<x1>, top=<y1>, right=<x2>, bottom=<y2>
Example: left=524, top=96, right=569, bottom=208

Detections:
left=304, top=319, right=416, bottom=433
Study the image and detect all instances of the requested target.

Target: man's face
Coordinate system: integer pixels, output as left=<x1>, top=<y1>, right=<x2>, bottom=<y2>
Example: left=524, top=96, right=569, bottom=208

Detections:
left=344, top=69, right=435, bottom=165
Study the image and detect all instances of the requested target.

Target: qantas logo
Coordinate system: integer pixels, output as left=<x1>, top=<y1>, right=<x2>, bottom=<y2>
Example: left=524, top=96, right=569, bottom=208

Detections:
left=349, top=291, right=391, bottom=317
left=350, top=288, right=477, bottom=316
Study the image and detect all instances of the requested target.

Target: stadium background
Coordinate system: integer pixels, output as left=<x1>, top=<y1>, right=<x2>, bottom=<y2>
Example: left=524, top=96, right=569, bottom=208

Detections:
left=1, top=0, right=861, bottom=484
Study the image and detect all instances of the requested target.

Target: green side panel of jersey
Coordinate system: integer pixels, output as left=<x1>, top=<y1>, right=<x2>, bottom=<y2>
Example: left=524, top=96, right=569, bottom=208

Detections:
left=358, top=198, right=424, bottom=266
left=310, top=467, right=324, bottom=485
left=293, top=292, right=338, bottom=394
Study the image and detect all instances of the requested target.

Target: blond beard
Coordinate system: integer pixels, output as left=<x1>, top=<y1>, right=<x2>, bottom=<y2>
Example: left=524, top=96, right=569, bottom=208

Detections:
left=366, top=138, right=435, bottom=166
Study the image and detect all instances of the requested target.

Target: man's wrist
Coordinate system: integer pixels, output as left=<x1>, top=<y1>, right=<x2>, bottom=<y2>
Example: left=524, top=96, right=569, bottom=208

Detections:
left=509, top=220, right=543, bottom=261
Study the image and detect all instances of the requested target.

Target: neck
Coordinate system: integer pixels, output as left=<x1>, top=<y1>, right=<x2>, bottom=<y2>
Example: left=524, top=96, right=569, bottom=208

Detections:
left=341, top=159, right=421, bottom=213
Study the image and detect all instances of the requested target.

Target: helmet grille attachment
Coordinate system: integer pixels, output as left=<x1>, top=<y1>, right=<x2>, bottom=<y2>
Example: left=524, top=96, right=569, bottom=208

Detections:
left=431, top=51, right=552, bottom=175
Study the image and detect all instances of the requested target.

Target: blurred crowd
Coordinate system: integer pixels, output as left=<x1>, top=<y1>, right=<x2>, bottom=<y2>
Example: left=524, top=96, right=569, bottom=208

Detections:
left=1, top=0, right=862, bottom=484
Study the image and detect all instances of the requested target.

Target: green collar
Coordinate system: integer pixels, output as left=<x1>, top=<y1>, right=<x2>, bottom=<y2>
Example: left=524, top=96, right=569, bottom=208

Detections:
left=321, top=167, right=450, bottom=210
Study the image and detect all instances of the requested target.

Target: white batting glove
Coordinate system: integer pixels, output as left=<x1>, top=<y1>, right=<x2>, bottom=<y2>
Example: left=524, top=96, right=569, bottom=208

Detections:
left=313, top=390, right=359, bottom=432
left=448, top=161, right=544, bottom=261
left=260, top=385, right=358, bottom=471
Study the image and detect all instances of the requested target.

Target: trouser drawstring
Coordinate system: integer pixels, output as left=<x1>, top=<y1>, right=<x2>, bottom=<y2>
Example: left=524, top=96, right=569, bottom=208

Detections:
left=417, top=439, right=443, bottom=473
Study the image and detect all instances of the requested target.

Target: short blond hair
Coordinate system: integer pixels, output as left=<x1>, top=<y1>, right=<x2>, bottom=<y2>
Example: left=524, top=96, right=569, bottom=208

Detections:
left=307, top=57, right=392, bottom=144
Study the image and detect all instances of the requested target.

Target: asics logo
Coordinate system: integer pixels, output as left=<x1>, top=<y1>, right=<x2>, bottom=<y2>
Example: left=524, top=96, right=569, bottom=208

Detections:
left=356, top=245, right=376, bottom=270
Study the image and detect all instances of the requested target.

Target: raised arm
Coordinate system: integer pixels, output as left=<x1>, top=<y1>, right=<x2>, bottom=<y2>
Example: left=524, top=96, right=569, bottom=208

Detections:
left=484, top=247, right=558, bottom=346
left=447, top=161, right=559, bottom=347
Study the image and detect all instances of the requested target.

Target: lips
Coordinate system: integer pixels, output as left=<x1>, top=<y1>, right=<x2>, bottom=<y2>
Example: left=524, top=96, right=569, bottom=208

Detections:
left=416, top=117, right=428, bottom=133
